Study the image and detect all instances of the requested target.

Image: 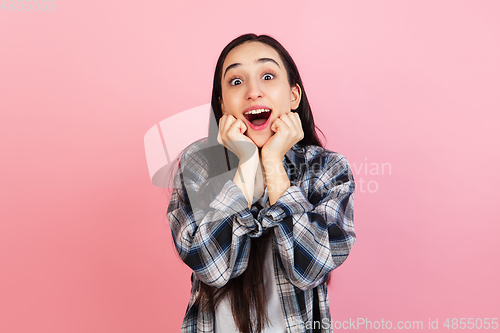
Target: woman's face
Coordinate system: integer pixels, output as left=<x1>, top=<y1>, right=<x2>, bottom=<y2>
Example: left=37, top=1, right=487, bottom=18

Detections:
left=220, top=41, right=301, bottom=148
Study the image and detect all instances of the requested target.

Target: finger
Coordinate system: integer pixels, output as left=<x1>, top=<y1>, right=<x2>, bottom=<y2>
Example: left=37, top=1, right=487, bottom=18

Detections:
left=221, top=115, right=236, bottom=140
left=281, top=113, right=303, bottom=141
left=224, top=115, right=236, bottom=131
left=289, top=112, right=302, bottom=129
left=217, top=131, right=224, bottom=146
left=233, top=118, right=247, bottom=134
left=217, top=115, right=226, bottom=145
left=271, top=118, right=290, bottom=134
left=289, top=113, right=303, bottom=140
left=279, top=113, right=295, bottom=128
left=227, top=118, right=246, bottom=138
left=270, top=118, right=278, bottom=132
left=224, top=115, right=236, bottom=132
left=283, top=112, right=302, bottom=134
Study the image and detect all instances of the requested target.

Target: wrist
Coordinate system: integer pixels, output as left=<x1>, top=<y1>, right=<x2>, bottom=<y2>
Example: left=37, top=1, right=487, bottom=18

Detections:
left=266, top=168, right=291, bottom=206
left=261, top=147, right=284, bottom=163
left=239, top=152, right=259, bottom=171
left=261, top=156, right=284, bottom=175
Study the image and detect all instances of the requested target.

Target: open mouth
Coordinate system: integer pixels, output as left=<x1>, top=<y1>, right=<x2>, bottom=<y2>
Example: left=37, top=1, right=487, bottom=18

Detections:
left=244, top=108, right=272, bottom=127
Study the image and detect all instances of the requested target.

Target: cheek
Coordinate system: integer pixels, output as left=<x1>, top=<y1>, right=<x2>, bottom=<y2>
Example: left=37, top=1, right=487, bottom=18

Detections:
left=272, top=88, right=293, bottom=109
left=221, top=92, right=241, bottom=111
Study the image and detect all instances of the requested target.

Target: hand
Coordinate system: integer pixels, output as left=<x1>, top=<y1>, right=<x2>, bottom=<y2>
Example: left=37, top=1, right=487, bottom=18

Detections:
left=217, top=115, right=258, bottom=162
left=261, top=112, right=304, bottom=163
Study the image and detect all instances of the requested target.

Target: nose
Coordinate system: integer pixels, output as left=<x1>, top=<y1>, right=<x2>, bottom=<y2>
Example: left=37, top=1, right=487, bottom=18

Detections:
left=245, top=78, right=263, bottom=100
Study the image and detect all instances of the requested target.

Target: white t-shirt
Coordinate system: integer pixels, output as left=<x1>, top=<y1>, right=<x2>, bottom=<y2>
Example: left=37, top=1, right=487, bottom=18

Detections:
left=214, top=232, right=287, bottom=333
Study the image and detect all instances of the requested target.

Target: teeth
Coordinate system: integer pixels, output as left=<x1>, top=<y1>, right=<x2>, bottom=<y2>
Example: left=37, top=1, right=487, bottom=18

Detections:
left=244, top=108, right=271, bottom=115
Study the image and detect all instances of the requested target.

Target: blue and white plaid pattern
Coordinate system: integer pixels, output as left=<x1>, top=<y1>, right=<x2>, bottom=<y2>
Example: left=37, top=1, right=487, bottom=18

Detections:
left=167, top=139, right=356, bottom=333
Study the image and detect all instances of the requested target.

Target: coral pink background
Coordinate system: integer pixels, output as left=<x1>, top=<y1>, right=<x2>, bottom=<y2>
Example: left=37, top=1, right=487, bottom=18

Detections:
left=1, top=1, right=499, bottom=332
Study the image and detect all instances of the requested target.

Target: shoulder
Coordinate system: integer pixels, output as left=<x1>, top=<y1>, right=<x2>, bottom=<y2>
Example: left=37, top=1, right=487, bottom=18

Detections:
left=180, top=137, right=209, bottom=160
left=179, top=137, right=236, bottom=182
left=288, top=144, right=352, bottom=173
left=288, top=145, right=355, bottom=199
left=177, top=137, right=211, bottom=181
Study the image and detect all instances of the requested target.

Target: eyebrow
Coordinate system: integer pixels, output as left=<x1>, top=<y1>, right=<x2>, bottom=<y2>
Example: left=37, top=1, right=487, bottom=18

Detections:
left=223, top=58, right=280, bottom=78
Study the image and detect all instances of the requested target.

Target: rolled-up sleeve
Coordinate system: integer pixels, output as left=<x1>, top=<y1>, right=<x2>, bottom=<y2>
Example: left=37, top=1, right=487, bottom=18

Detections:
left=167, top=143, right=263, bottom=289
left=257, top=152, right=356, bottom=290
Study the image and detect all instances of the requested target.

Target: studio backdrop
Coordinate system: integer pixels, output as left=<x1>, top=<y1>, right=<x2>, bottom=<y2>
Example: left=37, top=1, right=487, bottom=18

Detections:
left=1, top=1, right=499, bottom=332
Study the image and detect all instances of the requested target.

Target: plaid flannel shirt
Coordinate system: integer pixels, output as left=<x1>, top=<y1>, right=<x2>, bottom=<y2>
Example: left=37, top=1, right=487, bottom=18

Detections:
left=167, top=138, right=356, bottom=333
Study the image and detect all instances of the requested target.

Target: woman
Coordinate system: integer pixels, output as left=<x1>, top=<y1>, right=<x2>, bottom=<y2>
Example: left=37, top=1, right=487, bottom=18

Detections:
left=167, top=33, right=356, bottom=333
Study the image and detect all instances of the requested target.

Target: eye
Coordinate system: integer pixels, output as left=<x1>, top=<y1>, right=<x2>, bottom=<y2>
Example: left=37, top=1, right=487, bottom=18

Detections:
left=229, top=77, right=243, bottom=86
left=262, top=72, right=275, bottom=80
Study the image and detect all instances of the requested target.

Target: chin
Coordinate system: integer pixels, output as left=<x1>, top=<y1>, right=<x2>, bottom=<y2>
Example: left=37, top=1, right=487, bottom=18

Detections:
left=247, top=134, right=270, bottom=149
left=250, top=139, right=265, bottom=148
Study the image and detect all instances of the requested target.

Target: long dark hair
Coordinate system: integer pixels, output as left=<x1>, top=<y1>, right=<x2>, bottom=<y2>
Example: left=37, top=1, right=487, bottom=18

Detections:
left=208, top=34, right=324, bottom=148
left=194, top=33, right=325, bottom=333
